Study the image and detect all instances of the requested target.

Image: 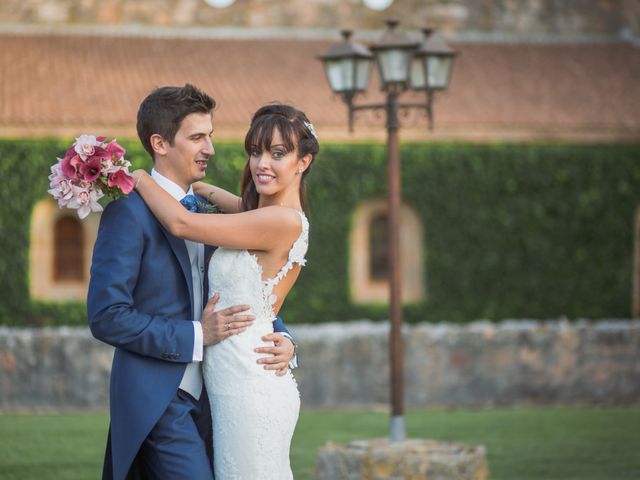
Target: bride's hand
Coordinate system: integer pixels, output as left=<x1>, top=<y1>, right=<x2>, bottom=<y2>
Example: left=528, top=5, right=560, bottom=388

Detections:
left=131, top=169, right=149, bottom=189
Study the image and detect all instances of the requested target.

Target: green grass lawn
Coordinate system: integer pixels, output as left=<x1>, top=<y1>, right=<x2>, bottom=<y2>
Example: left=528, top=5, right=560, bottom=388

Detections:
left=0, top=407, right=638, bottom=479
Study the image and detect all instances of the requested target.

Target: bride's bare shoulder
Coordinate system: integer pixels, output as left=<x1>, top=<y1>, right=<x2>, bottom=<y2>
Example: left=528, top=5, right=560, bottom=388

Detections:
left=255, top=206, right=304, bottom=235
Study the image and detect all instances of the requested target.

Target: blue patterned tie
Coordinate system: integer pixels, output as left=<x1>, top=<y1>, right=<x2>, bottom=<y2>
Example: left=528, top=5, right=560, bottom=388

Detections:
left=180, top=194, right=199, bottom=212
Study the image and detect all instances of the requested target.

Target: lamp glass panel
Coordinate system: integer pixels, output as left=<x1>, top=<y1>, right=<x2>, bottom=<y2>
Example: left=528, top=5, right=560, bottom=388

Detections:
left=355, top=58, right=372, bottom=90
left=409, top=57, right=426, bottom=89
left=427, top=56, right=452, bottom=89
left=377, top=49, right=411, bottom=83
left=326, top=58, right=356, bottom=92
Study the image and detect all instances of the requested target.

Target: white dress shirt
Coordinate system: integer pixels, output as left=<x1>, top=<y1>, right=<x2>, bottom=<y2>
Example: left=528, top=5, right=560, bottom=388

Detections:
left=152, top=169, right=204, bottom=399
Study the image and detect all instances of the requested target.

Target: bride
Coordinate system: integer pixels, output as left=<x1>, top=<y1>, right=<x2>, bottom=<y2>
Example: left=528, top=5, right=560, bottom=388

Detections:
left=132, top=103, right=318, bottom=479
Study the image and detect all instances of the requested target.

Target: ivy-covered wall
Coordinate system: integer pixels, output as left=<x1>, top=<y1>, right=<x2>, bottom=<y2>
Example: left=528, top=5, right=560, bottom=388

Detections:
left=1, top=139, right=639, bottom=326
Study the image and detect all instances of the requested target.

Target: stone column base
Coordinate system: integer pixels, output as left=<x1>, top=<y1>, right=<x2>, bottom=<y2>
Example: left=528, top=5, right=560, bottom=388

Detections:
left=315, top=438, right=489, bottom=480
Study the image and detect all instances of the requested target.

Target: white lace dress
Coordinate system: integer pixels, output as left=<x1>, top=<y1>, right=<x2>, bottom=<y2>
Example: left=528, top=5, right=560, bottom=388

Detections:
left=203, top=211, right=308, bottom=480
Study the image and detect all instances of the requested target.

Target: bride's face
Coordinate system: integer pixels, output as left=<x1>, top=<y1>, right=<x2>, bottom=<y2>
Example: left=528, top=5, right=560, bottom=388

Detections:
left=249, top=128, right=305, bottom=199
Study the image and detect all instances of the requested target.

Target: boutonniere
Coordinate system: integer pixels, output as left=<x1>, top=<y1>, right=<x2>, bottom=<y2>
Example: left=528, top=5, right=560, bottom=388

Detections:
left=197, top=188, right=224, bottom=214
left=181, top=194, right=222, bottom=214
left=196, top=200, right=223, bottom=214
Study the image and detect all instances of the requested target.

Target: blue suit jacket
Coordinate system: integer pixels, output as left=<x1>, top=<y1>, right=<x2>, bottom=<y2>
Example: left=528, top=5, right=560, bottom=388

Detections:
left=87, top=192, right=291, bottom=480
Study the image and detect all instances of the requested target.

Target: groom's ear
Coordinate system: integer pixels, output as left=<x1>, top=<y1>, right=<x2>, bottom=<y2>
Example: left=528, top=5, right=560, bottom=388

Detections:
left=150, top=134, right=168, bottom=156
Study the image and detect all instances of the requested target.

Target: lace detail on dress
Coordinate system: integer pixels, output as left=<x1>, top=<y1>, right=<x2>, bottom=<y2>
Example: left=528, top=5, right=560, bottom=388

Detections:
left=265, top=210, right=309, bottom=286
left=262, top=210, right=309, bottom=314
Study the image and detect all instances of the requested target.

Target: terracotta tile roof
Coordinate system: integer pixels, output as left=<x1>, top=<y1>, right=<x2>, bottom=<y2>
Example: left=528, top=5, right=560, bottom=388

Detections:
left=0, top=32, right=638, bottom=142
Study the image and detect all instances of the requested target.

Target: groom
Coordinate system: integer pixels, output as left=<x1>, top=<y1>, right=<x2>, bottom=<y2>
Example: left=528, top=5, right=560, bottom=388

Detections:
left=88, top=84, right=297, bottom=480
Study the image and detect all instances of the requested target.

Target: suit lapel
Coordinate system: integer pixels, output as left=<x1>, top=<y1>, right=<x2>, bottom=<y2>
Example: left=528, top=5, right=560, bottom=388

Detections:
left=159, top=225, right=195, bottom=318
left=203, top=244, right=215, bottom=306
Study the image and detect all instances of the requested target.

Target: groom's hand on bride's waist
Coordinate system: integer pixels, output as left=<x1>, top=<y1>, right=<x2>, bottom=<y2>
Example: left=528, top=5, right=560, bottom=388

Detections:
left=255, top=333, right=295, bottom=376
left=201, top=292, right=255, bottom=346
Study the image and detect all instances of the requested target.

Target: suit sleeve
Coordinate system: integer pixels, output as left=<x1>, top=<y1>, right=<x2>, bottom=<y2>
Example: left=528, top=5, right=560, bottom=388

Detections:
left=273, top=316, right=291, bottom=337
left=274, top=316, right=298, bottom=369
left=87, top=199, right=194, bottom=363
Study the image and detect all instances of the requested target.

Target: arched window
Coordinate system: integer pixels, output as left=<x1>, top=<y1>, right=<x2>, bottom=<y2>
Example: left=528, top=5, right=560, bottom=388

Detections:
left=30, top=199, right=100, bottom=301
left=369, top=212, right=388, bottom=281
left=350, top=199, right=425, bottom=304
left=53, top=216, right=85, bottom=281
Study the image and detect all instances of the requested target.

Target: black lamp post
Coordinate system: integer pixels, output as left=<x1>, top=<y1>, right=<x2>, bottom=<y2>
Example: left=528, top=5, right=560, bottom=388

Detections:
left=318, top=20, right=456, bottom=443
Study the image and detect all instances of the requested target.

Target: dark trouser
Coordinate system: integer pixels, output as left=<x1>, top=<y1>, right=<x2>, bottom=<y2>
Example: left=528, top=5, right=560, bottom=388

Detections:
left=136, top=389, right=213, bottom=480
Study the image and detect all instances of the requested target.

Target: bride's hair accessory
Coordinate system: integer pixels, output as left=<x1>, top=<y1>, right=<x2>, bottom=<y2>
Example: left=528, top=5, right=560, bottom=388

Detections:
left=304, top=121, right=318, bottom=141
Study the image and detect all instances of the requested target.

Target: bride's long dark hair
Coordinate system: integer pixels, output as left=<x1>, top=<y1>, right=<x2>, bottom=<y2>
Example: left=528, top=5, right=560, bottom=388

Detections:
left=240, top=104, right=319, bottom=212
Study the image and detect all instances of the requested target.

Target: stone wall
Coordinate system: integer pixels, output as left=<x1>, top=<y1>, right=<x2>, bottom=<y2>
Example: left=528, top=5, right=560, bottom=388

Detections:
left=1, top=320, right=638, bottom=410
left=0, top=0, right=637, bottom=36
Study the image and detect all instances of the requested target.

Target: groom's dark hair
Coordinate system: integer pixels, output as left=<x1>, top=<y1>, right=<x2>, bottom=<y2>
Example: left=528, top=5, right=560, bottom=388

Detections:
left=136, top=84, right=216, bottom=161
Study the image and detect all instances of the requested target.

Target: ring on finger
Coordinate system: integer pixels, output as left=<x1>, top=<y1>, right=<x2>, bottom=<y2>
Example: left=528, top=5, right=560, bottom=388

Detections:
left=225, top=323, right=231, bottom=330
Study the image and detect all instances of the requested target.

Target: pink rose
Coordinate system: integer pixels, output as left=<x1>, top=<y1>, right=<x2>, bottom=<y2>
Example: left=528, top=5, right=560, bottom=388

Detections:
left=108, top=169, right=135, bottom=194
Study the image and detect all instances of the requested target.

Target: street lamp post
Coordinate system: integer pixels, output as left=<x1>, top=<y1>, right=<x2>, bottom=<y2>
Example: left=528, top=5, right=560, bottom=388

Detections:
left=319, top=20, right=456, bottom=443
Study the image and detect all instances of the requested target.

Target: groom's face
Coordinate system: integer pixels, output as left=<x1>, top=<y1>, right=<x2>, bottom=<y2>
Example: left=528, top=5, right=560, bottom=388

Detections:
left=160, top=112, right=214, bottom=191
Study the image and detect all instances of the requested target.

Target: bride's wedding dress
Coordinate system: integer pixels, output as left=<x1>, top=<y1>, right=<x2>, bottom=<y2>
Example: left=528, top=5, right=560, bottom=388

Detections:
left=203, top=210, right=307, bottom=479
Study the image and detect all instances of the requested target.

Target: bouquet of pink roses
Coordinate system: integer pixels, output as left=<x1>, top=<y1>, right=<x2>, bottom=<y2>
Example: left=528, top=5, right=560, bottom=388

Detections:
left=48, top=135, right=136, bottom=219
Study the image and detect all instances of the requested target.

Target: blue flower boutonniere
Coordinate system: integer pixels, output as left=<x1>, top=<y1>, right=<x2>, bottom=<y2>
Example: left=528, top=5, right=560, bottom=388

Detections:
left=196, top=200, right=222, bottom=214
left=181, top=194, right=222, bottom=214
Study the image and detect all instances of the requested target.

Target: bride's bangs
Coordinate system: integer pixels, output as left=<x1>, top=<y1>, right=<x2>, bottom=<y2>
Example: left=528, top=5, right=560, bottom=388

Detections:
left=244, top=115, right=297, bottom=155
